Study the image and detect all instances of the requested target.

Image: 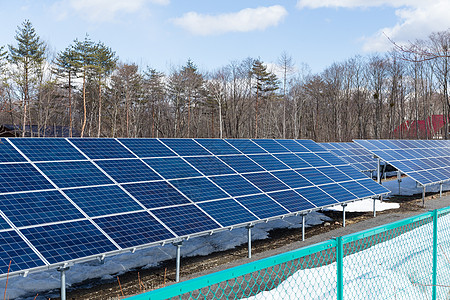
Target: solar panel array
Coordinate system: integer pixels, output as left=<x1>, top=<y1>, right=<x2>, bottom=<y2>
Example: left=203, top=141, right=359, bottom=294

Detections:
left=0, top=137, right=389, bottom=277
left=354, top=139, right=450, bottom=185
left=321, top=142, right=378, bottom=172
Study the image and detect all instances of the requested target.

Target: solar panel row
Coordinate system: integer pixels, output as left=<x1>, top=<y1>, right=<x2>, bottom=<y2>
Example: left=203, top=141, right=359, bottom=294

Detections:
left=354, top=139, right=450, bottom=185
left=321, top=142, right=378, bottom=172
left=0, top=138, right=389, bottom=276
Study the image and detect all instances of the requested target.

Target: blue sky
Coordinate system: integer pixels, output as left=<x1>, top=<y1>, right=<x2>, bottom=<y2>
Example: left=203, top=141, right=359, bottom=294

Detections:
left=1, top=0, right=449, bottom=74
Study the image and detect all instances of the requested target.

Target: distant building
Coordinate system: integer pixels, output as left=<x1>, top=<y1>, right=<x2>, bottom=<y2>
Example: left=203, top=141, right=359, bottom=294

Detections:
left=0, top=124, right=80, bottom=137
left=393, top=115, right=447, bottom=139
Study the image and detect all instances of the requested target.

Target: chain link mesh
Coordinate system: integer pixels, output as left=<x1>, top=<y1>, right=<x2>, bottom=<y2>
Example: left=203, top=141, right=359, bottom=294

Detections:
left=131, top=208, right=450, bottom=300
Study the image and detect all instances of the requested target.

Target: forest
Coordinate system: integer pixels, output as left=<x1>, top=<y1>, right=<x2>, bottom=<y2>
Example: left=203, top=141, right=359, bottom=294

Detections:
left=1, top=20, right=450, bottom=141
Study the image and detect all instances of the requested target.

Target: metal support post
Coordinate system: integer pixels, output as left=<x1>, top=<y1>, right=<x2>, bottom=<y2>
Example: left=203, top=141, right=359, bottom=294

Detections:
left=376, top=158, right=381, bottom=184
left=173, top=241, right=182, bottom=282
left=422, top=186, right=426, bottom=208
left=58, top=266, right=70, bottom=300
left=336, top=236, right=343, bottom=300
left=373, top=197, right=377, bottom=218
left=247, top=225, right=253, bottom=258
left=301, top=214, right=306, bottom=241
left=342, top=204, right=347, bottom=227
left=440, top=182, right=443, bottom=198
left=432, top=209, right=438, bottom=300
left=397, top=170, right=402, bottom=195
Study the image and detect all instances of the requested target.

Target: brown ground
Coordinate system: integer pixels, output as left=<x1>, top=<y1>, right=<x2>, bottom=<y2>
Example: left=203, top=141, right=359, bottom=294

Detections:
left=43, top=187, right=448, bottom=300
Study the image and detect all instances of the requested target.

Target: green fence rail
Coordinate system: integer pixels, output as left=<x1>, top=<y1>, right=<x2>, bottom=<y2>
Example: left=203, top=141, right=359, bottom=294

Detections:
left=127, top=206, right=450, bottom=300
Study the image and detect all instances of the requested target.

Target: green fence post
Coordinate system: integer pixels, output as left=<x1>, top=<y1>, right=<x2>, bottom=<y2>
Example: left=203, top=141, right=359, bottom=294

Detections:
left=432, top=209, right=438, bottom=300
left=337, top=236, right=343, bottom=300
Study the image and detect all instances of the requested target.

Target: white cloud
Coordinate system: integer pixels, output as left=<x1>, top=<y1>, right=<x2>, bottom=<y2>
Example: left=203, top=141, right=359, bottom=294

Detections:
left=296, top=0, right=450, bottom=52
left=297, top=0, right=421, bottom=9
left=52, top=0, right=169, bottom=22
left=171, top=5, right=288, bottom=36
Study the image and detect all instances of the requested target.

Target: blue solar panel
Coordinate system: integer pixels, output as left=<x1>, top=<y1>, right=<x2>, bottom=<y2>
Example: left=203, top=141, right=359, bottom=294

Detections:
left=296, top=140, right=326, bottom=152
left=225, top=139, right=266, bottom=154
left=209, top=175, right=261, bottom=197
left=296, top=168, right=333, bottom=185
left=316, top=152, right=347, bottom=166
left=0, top=230, right=45, bottom=274
left=195, top=139, right=241, bottom=155
left=0, top=137, right=391, bottom=277
left=243, top=172, right=289, bottom=192
left=236, top=194, right=289, bottom=219
left=337, top=165, right=369, bottom=180
left=275, top=139, right=309, bottom=153
left=321, top=142, right=377, bottom=172
left=170, top=177, right=229, bottom=202
left=357, top=178, right=390, bottom=195
left=0, top=217, right=10, bottom=231
left=160, top=139, right=211, bottom=156
left=0, top=139, right=26, bottom=162
left=296, top=186, right=339, bottom=206
left=268, top=190, right=316, bottom=212
left=318, top=167, right=352, bottom=182
left=94, top=212, right=175, bottom=248
left=184, top=156, right=235, bottom=176
left=355, top=139, right=450, bottom=185
left=339, top=181, right=375, bottom=199
left=274, top=154, right=310, bottom=169
left=37, top=161, right=113, bottom=188
left=271, top=170, right=312, bottom=189
left=0, top=163, right=53, bottom=193
left=70, top=138, right=134, bottom=159
left=248, top=154, right=289, bottom=171
left=95, top=159, right=161, bottom=183
left=217, top=155, right=264, bottom=173
left=11, top=138, right=85, bottom=161
left=123, top=181, right=191, bottom=209
left=198, top=199, right=257, bottom=227
left=64, top=185, right=143, bottom=217
left=144, top=157, right=201, bottom=179
left=151, top=204, right=220, bottom=236
left=118, top=138, right=176, bottom=158
left=320, top=183, right=356, bottom=202
left=21, top=220, right=118, bottom=264
left=252, top=139, right=289, bottom=153
left=298, top=152, right=330, bottom=167
left=0, top=191, right=84, bottom=227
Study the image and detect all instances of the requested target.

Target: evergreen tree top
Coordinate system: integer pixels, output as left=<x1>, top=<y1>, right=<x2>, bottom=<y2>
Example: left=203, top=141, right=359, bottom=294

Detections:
left=8, top=19, right=46, bottom=66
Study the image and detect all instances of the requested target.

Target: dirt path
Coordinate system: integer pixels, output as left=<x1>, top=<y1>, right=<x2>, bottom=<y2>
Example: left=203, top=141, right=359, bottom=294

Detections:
left=51, top=190, right=450, bottom=300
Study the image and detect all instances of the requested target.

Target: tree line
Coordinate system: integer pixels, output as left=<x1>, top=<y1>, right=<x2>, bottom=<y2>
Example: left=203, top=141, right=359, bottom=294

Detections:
left=1, top=20, right=450, bottom=141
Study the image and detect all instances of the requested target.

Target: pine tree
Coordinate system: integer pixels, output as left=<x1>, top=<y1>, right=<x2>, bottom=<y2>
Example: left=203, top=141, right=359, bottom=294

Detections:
left=0, top=46, right=7, bottom=74
left=251, top=59, right=279, bottom=138
left=144, top=68, right=165, bottom=137
left=181, top=59, right=203, bottom=137
left=71, top=35, right=96, bottom=137
left=0, top=46, right=8, bottom=113
left=8, top=20, right=46, bottom=136
left=92, top=42, right=117, bottom=137
left=54, top=46, right=77, bottom=137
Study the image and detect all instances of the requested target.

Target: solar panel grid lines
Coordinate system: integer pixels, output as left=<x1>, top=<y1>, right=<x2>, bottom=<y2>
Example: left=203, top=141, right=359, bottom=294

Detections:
left=117, top=140, right=234, bottom=237
left=117, top=138, right=177, bottom=158
left=354, top=139, right=450, bottom=186
left=0, top=137, right=390, bottom=279
left=0, top=208, right=51, bottom=269
left=199, top=142, right=313, bottom=217
left=321, top=142, right=377, bottom=172
left=162, top=139, right=298, bottom=227
left=197, top=198, right=259, bottom=227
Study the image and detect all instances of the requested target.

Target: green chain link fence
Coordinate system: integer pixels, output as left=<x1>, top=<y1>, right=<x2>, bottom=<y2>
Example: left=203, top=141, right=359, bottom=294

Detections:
left=127, top=206, right=450, bottom=300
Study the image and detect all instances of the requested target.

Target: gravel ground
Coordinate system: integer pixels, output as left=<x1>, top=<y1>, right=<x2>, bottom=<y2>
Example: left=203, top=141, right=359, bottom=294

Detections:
left=50, top=189, right=450, bottom=300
